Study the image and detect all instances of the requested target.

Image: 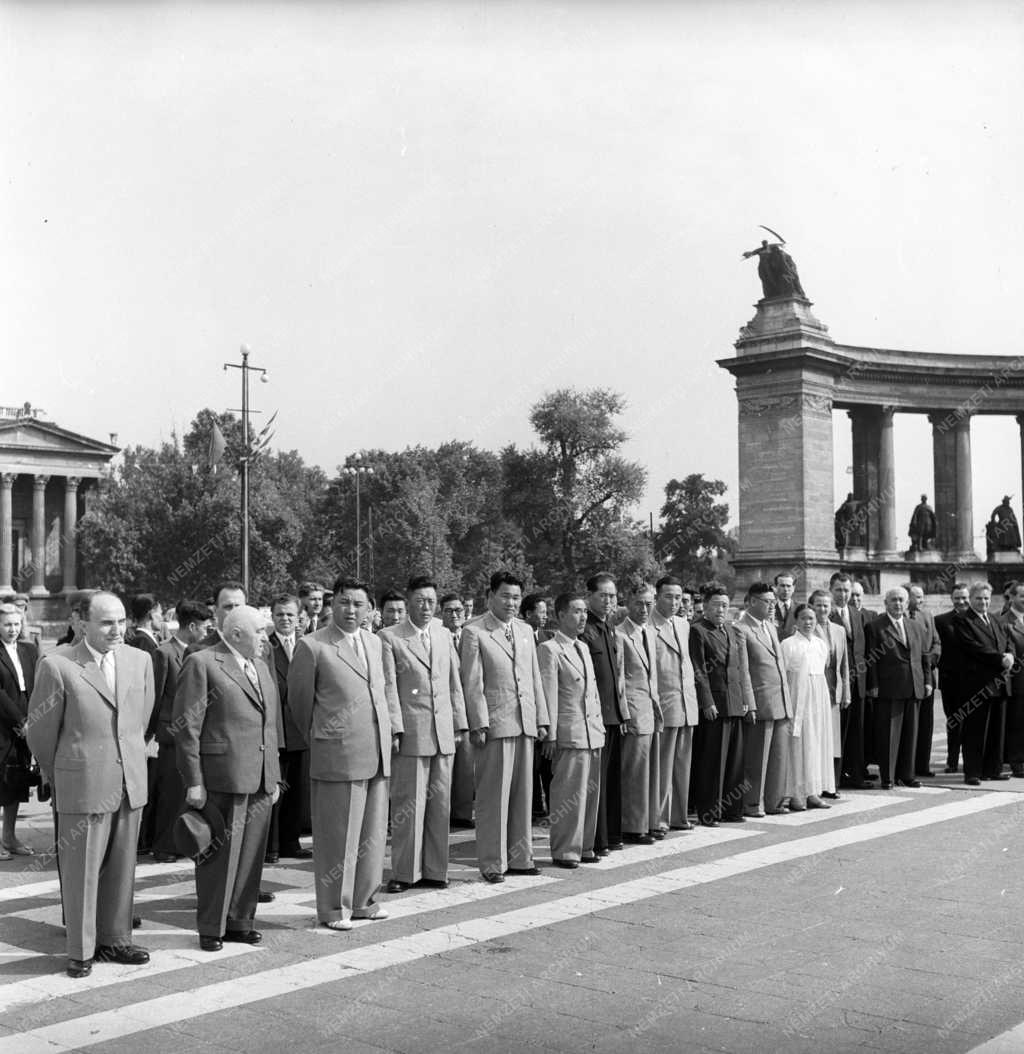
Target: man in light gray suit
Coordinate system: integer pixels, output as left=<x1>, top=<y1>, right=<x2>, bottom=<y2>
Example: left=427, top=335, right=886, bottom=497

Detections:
left=460, top=571, right=548, bottom=883
left=289, top=577, right=403, bottom=929
left=381, top=575, right=468, bottom=892
left=735, top=582, right=792, bottom=817
left=28, top=592, right=155, bottom=978
left=650, top=576, right=699, bottom=832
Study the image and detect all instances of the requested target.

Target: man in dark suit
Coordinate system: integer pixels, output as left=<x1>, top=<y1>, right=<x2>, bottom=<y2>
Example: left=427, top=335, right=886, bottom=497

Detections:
left=298, top=582, right=325, bottom=634
left=864, top=587, right=932, bottom=789
left=440, top=592, right=474, bottom=830
left=935, top=583, right=970, bottom=773
left=184, top=581, right=248, bottom=656
left=580, top=572, right=630, bottom=855
left=906, top=585, right=942, bottom=777
left=830, top=573, right=871, bottom=789
left=1001, top=582, right=1024, bottom=777
left=174, top=606, right=281, bottom=951
left=689, top=583, right=755, bottom=825
left=127, top=594, right=162, bottom=655
left=148, top=599, right=213, bottom=861
left=27, top=591, right=155, bottom=978
left=265, top=593, right=311, bottom=863
left=952, top=582, right=1013, bottom=785
left=772, top=573, right=797, bottom=641
left=0, top=602, right=38, bottom=856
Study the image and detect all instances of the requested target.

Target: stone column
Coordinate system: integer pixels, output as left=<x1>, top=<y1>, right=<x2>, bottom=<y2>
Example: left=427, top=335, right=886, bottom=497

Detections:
left=876, top=408, right=897, bottom=558
left=29, top=474, right=50, bottom=597
left=62, top=476, right=80, bottom=594
left=952, top=416, right=976, bottom=559
left=849, top=409, right=879, bottom=554
left=929, top=413, right=958, bottom=554
left=0, top=474, right=14, bottom=593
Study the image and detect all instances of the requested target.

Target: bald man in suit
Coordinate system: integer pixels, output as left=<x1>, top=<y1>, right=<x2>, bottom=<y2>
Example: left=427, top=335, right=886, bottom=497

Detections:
left=289, top=578, right=403, bottom=929
left=27, top=592, right=155, bottom=978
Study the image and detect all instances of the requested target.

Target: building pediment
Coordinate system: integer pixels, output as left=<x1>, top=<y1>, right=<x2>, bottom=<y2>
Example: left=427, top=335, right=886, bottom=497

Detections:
left=0, top=419, right=119, bottom=478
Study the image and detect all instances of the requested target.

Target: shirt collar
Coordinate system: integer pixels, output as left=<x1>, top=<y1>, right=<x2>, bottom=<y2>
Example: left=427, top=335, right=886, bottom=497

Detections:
left=222, top=639, right=250, bottom=671
left=84, top=640, right=111, bottom=667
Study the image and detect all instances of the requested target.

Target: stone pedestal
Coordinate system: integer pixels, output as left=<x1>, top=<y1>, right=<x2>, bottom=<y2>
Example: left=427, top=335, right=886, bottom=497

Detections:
left=991, top=551, right=1022, bottom=564
left=905, top=550, right=943, bottom=563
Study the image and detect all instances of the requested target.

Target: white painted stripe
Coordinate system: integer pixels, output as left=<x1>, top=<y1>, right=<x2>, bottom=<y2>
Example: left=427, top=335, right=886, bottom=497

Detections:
left=0, top=792, right=1012, bottom=1053
left=892, top=784, right=950, bottom=795
left=582, top=825, right=754, bottom=867
left=967, top=1022, right=1024, bottom=1053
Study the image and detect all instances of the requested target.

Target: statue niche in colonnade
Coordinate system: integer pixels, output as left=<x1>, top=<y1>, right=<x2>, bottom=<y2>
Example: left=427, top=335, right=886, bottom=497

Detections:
left=986, top=496, right=1022, bottom=558
left=908, top=495, right=937, bottom=553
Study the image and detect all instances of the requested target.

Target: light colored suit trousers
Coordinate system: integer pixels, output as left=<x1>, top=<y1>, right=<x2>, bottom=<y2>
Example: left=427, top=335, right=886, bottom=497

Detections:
left=621, top=731, right=660, bottom=834
left=743, top=719, right=790, bottom=813
left=390, top=753, right=453, bottom=884
left=658, top=725, right=694, bottom=828
left=196, top=789, right=273, bottom=937
left=475, top=736, right=534, bottom=875
left=60, top=794, right=140, bottom=960
left=549, top=747, right=601, bottom=862
left=311, top=773, right=388, bottom=921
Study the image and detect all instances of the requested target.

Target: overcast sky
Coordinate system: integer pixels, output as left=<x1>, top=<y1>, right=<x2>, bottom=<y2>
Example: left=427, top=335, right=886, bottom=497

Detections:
left=3, top=0, right=1023, bottom=551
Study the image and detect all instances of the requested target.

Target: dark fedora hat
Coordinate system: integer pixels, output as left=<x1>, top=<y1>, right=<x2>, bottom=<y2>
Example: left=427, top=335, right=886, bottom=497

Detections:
left=173, top=801, right=226, bottom=861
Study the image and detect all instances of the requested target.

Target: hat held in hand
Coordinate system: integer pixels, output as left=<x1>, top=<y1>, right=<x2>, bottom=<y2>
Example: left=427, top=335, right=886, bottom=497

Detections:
left=173, top=801, right=226, bottom=862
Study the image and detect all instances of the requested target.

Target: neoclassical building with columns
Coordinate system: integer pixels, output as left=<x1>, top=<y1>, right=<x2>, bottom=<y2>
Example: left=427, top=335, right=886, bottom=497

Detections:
left=0, top=404, right=118, bottom=617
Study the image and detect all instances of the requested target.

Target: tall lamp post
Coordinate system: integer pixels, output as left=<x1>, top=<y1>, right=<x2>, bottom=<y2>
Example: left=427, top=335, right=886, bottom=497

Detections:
left=224, top=345, right=268, bottom=595
left=344, top=454, right=374, bottom=580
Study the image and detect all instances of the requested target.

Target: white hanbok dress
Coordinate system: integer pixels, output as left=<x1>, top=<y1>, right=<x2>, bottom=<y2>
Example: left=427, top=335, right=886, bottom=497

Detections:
left=782, top=631, right=836, bottom=801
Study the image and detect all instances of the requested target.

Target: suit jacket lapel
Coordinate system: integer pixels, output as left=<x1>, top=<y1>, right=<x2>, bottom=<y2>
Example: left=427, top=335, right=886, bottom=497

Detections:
left=559, top=635, right=585, bottom=676
left=73, top=642, right=116, bottom=707
left=215, top=648, right=263, bottom=707
left=486, top=614, right=514, bottom=659
left=406, top=624, right=432, bottom=670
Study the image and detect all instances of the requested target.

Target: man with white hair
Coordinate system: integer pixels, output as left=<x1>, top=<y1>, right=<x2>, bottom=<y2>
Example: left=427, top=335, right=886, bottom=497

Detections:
left=174, top=605, right=281, bottom=952
left=864, top=587, right=932, bottom=790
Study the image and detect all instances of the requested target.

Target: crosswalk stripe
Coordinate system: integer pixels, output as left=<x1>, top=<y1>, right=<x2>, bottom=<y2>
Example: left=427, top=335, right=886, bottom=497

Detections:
left=0, top=792, right=1014, bottom=1053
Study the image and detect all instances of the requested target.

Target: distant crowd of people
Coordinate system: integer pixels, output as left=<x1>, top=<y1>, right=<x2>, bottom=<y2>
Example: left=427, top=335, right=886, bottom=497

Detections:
left=4, top=568, right=1023, bottom=980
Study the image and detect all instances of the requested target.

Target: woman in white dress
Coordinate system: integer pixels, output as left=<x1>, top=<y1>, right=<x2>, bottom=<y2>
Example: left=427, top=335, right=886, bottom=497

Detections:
left=782, top=605, right=836, bottom=810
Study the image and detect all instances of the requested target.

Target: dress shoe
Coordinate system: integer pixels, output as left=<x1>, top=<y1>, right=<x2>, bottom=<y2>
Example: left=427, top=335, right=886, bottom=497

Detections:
left=323, top=918, right=353, bottom=931
left=481, top=871, right=504, bottom=884
left=608, top=842, right=625, bottom=851
left=352, top=906, right=389, bottom=921
left=944, top=764, right=959, bottom=774
left=765, top=808, right=789, bottom=815
left=258, top=890, right=275, bottom=903
left=67, top=958, right=93, bottom=978
left=264, top=852, right=280, bottom=864
left=132, top=916, right=142, bottom=929
left=416, top=878, right=449, bottom=889
left=450, top=818, right=475, bottom=830
left=594, top=847, right=610, bottom=858
left=896, top=778, right=921, bottom=789
left=223, top=930, right=262, bottom=945
left=506, top=866, right=541, bottom=876
left=623, top=833, right=655, bottom=845
left=879, top=781, right=894, bottom=790
left=386, top=879, right=411, bottom=893
left=917, top=771, right=936, bottom=778
left=841, top=779, right=874, bottom=790
left=2, top=841, right=34, bottom=856
left=280, top=846, right=313, bottom=859
left=806, top=796, right=831, bottom=810
left=743, top=807, right=766, bottom=818
left=965, top=777, right=981, bottom=786
left=200, top=935, right=223, bottom=951
left=94, top=943, right=150, bottom=965
left=699, top=819, right=720, bottom=827
left=553, top=859, right=579, bottom=869
left=821, top=791, right=840, bottom=800
left=985, top=773, right=1011, bottom=781
left=670, top=821, right=694, bottom=831
left=788, top=801, right=807, bottom=812
left=581, top=853, right=600, bottom=864
left=152, top=852, right=177, bottom=863
left=648, top=829, right=666, bottom=840
left=720, top=815, right=746, bottom=823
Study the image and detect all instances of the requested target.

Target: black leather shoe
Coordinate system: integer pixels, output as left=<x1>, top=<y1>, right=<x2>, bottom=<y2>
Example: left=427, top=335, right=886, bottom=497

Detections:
left=152, top=852, right=178, bottom=863
left=699, top=818, right=720, bottom=827
left=608, top=842, right=624, bottom=851
left=917, top=772, right=935, bottom=778
left=581, top=853, right=600, bottom=864
left=965, top=777, right=981, bottom=786
left=281, top=847, right=313, bottom=859
left=94, top=943, right=150, bottom=965
left=258, top=890, right=275, bottom=903
left=223, top=930, right=262, bottom=945
left=896, top=778, right=921, bottom=789
left=720, top=815, right=746, bottom=823
left=553, top=859, right=579, bottom=869
left=944, top=764, right=959, bottom=774
left=386, top=879, right=411, bottom=893
left=200, top=936, right=223, bottom=952
left=594, top=847, right=610, bottom=857
left=841, top=779, right=874, bottom=790
left=264, top=852, right=280, bottom=864
left=132, top=916, right=142, bottom=929
left=416, top=878, right=449, bottom=889
left=821, top=791, right=840, bottom=800
left=506, top=866, right=541, bottom=876
left=623, top=833, right=655, bottom=845
left=985, top=773, right=1011, bottom=781
left=648, top=829, right=666, bottom=840
left=670, top=822, right=694, bottom=831
left=450, top=819, right=475, bottom=830
left=67, top=958, right=92, bottom=978
left=880, top=781, right=894, bottom=790
left=481, top=871, right=504, bottom=884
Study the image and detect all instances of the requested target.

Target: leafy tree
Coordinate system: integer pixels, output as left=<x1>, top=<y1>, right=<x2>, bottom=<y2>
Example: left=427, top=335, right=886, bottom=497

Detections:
left=655, top=473, right=735, bottom=587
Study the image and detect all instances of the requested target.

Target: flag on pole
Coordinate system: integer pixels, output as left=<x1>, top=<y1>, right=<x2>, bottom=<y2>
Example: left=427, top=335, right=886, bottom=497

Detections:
left=208, top=421, right=227, bottom=471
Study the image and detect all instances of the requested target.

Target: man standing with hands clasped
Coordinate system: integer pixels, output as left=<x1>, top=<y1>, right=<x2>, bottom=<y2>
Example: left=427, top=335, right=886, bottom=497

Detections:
left=173, top=606, right=281, bottom=952
left=460, top=571, right=548, bottom=883
left=28, top=592, right=155, bottom=978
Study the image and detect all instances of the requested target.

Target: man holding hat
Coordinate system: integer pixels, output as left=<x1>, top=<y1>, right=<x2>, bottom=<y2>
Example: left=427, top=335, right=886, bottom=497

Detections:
left=173, top=606, right=281, bottom=951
